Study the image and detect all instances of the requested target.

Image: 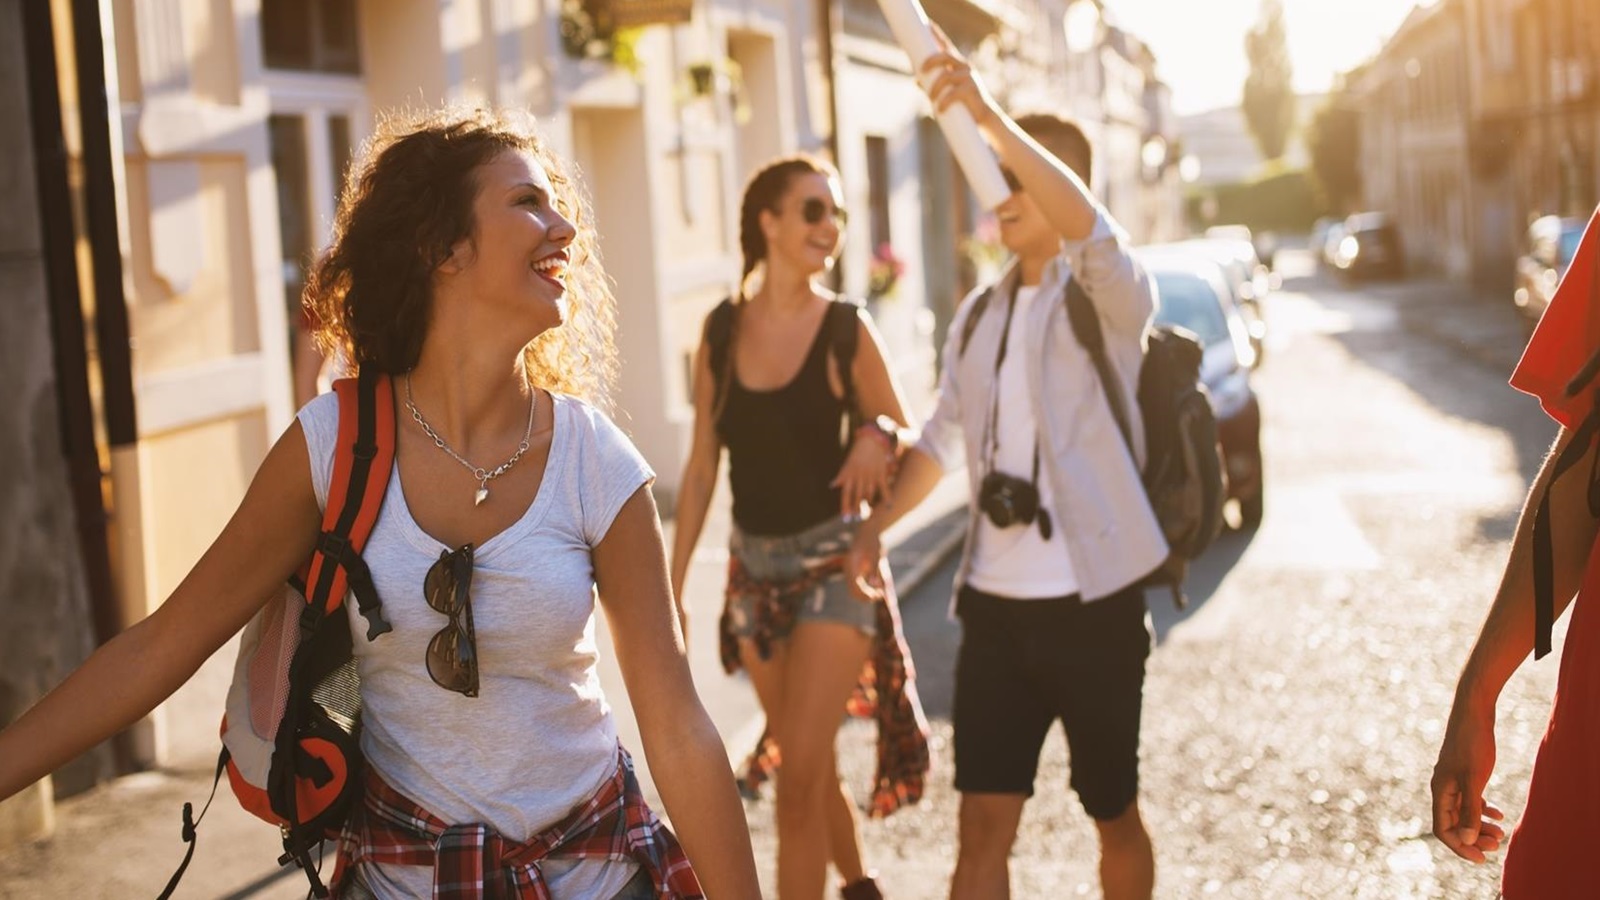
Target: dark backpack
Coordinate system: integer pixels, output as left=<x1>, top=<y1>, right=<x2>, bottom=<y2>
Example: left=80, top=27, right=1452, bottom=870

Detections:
left=959, top=277, right=1226, bottom=606
left=162, top=370, right=396, bottom=899
left=704, top=296, right=861, bottom=427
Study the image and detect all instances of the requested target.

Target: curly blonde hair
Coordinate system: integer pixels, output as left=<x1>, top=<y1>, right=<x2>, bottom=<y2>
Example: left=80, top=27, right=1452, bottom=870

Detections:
left=303, top=106, right=618, bottom=406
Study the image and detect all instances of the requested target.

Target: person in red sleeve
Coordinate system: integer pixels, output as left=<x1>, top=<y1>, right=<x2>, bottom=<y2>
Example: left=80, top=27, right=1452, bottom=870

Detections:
left=1431, top=204, right=1600, bottom=898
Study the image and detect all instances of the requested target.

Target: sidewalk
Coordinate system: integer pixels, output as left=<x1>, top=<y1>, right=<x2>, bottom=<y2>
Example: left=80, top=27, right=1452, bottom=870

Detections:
left=0, top=473, right=971, bottom=899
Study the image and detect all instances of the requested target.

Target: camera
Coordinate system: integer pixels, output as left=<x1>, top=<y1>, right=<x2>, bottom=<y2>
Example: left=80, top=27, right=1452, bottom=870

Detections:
left=979, top=471, right=1041, bottom=530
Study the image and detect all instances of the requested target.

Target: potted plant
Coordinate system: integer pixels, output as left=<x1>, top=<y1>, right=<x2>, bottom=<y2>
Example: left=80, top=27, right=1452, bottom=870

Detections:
left=867, top=242, right=906, bottom=302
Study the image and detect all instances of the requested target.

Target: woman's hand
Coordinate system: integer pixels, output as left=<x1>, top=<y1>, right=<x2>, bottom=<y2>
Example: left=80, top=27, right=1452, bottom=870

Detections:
left=833, top=429, right=896, bottom=518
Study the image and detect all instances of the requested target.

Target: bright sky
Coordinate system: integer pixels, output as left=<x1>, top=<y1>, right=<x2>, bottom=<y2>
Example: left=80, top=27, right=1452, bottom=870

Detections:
left=1108, top=0, right=1440, bottom=115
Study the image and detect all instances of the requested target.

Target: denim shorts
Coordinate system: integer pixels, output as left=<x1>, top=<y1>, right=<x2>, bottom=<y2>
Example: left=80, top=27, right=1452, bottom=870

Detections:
left=725, top=515, right=878, bottom=640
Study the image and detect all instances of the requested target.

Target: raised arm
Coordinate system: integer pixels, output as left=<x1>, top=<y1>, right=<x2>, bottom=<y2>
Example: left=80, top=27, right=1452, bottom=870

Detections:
left=668, top=334, right=723, bottom=636
left=1432, top=425, right=1596, bottom=861
left=595, top=487, right=761, bottom=897
left=920, top=33, right=1154, bottom=336
left=0, top=422, right=321, bottom=801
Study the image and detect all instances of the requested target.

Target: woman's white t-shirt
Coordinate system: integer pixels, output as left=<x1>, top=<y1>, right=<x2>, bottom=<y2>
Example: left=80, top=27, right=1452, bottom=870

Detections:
left=966, top=284, right=1082, bottom=599
left=299, top=390, right=653, bottom=899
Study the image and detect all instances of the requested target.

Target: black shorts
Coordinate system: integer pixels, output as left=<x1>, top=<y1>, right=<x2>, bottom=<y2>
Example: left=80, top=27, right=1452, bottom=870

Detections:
left=952, top=582, right=1152, bottom=820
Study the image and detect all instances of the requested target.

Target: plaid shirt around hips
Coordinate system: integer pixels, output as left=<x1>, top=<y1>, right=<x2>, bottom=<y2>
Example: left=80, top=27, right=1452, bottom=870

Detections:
left=330, top=745, right=702, bottom=899
left=719, top=554, right=931, bottom=818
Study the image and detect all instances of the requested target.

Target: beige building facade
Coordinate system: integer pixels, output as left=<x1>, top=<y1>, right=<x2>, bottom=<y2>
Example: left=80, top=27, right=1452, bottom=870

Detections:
left=2, top=0, right=1181, bottom=841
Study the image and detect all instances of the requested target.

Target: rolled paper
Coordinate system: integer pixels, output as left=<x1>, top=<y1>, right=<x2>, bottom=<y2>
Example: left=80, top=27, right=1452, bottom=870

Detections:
left=875, top=0, right=1012, bottom=210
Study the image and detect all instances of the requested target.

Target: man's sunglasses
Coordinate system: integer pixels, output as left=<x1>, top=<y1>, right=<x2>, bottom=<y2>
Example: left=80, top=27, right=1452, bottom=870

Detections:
left=424, top=543, right=478, bottom=697
left=801, top=196, right=849, bottom=227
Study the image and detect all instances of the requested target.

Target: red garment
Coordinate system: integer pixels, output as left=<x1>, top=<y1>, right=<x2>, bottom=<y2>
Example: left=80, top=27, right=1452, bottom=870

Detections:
left=328, top=746, right=702, bottom=899
left=1503, top=206, right=1600, bottom=899
left=719, top=555, right=932, bottom=818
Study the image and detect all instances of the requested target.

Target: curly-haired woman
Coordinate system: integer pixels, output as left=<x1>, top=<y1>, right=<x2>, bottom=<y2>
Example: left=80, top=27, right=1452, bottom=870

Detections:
left=0, top=107, right=759, bottom=899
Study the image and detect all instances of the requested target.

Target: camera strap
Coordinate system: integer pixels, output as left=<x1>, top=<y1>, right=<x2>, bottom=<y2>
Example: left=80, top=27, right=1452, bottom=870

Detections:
left=981, top=281, right=1054, bottom=541
left=981, top=282, right=1021, bottom=473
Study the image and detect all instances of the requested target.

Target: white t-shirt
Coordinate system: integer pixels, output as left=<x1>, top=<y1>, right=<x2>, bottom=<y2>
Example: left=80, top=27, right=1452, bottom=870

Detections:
left=966, top=284, right=1081, bottom=599
left=299, top=390, right=653, bottom=899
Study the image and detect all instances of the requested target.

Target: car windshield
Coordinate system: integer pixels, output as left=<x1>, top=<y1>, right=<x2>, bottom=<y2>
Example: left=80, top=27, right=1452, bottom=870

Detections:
left=1152, top=272, right=1229, bottom=347
left=1559, top=227, right=1584, bottom=268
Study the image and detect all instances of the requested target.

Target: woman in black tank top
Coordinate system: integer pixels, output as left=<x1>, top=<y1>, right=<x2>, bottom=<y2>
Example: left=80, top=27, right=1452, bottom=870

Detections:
left=670, top=156, right=928, bottom=899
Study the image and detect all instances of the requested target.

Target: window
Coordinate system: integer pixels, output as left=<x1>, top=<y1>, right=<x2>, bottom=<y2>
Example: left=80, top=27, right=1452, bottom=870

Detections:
left=865, top=135, right=892, bottom=254
left=262, top=0, right=361, bottom=74
left=261, top=3, right=368, bottom=398
left=268, top=115, right=313, bottom=310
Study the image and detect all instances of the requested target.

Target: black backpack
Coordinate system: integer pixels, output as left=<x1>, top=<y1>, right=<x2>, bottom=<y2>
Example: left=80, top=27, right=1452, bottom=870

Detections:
left=959, top=277, right=1226, bottom=606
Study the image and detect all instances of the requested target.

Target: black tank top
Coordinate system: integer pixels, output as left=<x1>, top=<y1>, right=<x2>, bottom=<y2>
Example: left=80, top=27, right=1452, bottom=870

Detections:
left=718, top=312, right=849, bottom=536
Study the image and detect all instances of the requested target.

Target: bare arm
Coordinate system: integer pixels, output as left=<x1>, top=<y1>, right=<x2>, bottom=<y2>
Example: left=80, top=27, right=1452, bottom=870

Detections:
left=596, top=487, right=761, bottom=898
left=1432, top=425, right=1595, bottom=861
left=669, top=337, right=723, bottom=637
left=921, top=36, right=1094, bottom=241
left=921, top=34, right=1154, bottom=336
left=833, top=308, right=920, bottom=514
left=0, top=422, right=321, bottom=801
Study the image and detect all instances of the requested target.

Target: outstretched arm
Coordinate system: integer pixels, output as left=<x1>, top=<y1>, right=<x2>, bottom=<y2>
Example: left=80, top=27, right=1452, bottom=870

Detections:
left=1431, top=425, right=1596, bottom=861
left=596, top=487, right=761, bottom=897
left=0, top=422, right=321, bottom=801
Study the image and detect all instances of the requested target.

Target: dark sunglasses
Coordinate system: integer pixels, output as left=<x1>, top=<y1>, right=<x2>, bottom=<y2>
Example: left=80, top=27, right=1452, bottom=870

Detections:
left=1002, top=167, right=1022, bottom=193
left=424, top=544, right=478, bottom=697
left=801, top=196, right=848, bottom=227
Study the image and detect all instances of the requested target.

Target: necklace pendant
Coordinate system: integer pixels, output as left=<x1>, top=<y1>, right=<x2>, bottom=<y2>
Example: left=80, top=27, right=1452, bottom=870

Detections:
left=474, top=486, right=489, bottom=506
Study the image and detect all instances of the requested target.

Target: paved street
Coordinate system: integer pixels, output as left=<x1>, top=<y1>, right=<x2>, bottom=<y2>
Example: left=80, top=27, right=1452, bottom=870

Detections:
left=733, top=250, right=1568, bottom=897
left=0, top=249, right=1572, bottom=898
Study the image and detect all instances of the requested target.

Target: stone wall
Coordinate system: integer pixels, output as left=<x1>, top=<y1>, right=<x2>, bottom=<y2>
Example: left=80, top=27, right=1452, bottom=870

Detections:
left=0, top=0, right=114, bottom=844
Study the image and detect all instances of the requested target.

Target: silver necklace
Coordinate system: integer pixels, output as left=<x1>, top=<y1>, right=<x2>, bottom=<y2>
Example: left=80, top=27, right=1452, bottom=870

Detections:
left=404, top=374, right=536, bottom=506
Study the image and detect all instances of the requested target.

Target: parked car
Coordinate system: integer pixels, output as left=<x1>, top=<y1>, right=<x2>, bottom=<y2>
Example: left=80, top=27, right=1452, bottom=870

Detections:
left=1514, top=215, right=1586, bottom=323
left=1137, top=251, right=1265, bottom=528
left=1309, top=216, right=1338, bottom=265
left=1332, top=211, right=1405, bottom=281
left=1206, top=223, right=1279, bottom=271
left=1319, top=219, right=1347, bottom=270
left=1142, top=239, right=1270, bottom=367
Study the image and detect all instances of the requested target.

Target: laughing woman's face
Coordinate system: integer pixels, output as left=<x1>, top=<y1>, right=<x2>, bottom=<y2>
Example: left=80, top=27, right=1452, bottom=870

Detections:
left=761, top=172, right=847, bottom=276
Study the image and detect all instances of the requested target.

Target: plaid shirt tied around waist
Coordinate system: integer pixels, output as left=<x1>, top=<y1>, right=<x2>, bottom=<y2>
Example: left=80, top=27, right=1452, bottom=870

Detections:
left=718, top=553, right=931, bottom=818
left=330, top=746, right=702, bottom=899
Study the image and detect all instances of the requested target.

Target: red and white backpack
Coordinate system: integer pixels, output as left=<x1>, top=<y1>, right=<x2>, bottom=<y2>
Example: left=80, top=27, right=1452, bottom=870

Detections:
left=161, top=371, right=396, bottom=899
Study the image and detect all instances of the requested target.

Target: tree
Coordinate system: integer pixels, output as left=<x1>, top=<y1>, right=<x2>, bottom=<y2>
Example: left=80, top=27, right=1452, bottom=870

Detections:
left=1242, top=0, right=1296, bottom=162
left=1305, top=94, right=1362, bottom=215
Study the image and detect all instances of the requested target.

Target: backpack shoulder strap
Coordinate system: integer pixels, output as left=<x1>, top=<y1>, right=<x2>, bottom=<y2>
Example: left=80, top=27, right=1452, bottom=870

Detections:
left=1531, top=229, right=1600, bottom=658
left=1531, top=402, right=1600, bottom=659
left=1064, top=277, right=1134, bottom=452
left=829, top=300, right=861, bottom=415
left=704, top=297, right=736, bottom=417
left=303, top=368, right=396, bottom=640
left=957, top=285, right=996, bottom=360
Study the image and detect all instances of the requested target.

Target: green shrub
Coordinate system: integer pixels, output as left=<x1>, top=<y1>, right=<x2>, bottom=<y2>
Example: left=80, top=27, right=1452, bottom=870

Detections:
left=1186, top=167, right=1327, bottom=234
